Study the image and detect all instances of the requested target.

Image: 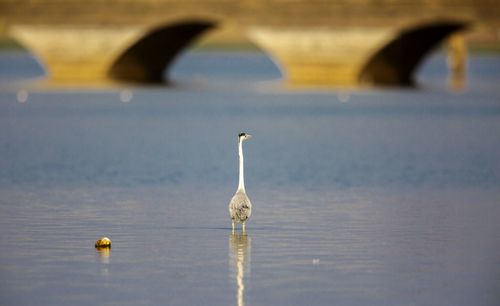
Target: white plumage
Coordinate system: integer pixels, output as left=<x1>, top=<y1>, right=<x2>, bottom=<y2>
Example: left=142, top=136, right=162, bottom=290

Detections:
left=229, top=132, right=252, bottom=233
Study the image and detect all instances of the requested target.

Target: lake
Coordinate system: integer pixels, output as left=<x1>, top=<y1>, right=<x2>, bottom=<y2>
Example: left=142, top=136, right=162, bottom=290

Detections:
left=0, top=50, right=499, bottom=306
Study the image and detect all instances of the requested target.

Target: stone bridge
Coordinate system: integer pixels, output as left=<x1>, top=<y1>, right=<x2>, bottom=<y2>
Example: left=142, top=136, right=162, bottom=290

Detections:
left=0, top=0, right=498, bottom=86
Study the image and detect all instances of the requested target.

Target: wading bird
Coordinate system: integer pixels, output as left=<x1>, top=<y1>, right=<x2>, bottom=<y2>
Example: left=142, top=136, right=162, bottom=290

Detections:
left=229, top=133, right=253, bottom=233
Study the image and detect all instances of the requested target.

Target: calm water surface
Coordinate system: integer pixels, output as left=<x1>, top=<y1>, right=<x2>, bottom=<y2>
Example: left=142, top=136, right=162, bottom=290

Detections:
left=0, top=51, right=500, bottom=306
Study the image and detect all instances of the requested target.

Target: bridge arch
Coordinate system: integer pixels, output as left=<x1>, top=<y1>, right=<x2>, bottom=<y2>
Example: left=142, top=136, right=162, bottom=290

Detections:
left=108, top=20, right=216, bottom=84
left=359, top=20, right=468, bottom=86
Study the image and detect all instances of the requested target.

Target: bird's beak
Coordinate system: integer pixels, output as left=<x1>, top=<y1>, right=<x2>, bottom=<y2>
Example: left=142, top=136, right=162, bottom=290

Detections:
left=246, top=134, right=252, bottom=140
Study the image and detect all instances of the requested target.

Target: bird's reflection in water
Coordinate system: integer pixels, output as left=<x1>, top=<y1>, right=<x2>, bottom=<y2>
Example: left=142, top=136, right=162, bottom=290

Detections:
left=229, top=233, right=251, bottom=306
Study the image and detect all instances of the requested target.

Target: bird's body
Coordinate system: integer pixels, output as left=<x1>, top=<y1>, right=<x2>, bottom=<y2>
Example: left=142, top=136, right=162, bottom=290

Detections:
left=229, top=133, right=252, bottom=233
left=229, top=189, right=252, bottom=227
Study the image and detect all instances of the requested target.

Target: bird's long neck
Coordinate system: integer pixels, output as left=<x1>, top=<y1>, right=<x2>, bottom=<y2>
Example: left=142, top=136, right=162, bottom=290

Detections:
left=237, top=139, right=245, bottom=192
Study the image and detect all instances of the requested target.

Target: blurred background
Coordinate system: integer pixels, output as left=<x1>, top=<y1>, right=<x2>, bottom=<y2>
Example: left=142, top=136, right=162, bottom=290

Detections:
left=0, top=0, right=499, bottom=87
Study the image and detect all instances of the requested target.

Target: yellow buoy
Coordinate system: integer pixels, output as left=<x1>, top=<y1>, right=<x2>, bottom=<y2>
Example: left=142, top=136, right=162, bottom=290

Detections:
left=95, top=237, right=111, bottom=248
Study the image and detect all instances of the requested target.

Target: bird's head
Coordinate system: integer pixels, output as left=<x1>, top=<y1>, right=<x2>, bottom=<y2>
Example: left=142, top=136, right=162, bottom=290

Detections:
left=238, top=132, right=252, bottom=142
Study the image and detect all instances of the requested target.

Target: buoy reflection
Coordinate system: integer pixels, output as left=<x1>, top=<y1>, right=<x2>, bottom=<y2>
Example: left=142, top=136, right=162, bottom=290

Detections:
left=96, top=247, right=110, bottom=277
left=229, top=233, right=251, bottom=306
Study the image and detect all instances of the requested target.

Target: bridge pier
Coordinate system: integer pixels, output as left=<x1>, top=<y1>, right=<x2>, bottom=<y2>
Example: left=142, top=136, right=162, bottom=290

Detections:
left=10, top=25, right=145, bottom=83
left=249, top=27, right=395, bottom=86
